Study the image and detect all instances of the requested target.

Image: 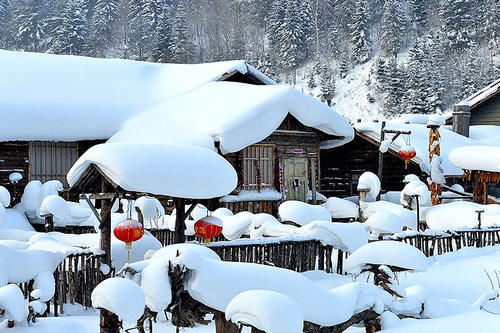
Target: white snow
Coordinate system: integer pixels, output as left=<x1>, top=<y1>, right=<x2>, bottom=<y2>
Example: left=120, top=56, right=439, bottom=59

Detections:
left=357, top=172, right=381, bottom=201
left=422, top=202, right=500, bottom=230
left=173, top=248, right=391, bottom=326
left=135, top=196, right=165, bottom=226
left=91, top=277, right=145, bottom=323
left=278, top=201, right=331, bottom=226
left=0, top=186, right=11, bottom=207
left=401, top=180, right=431, bottom=207
left=294, top=221, right=368, bottom=252
left=323, top=197, right=359, bottom=219
left=426, top=114, right=445, bottom=127
left=0, top=50, right=274, bottom=142
left=109, top=81, right=354, bottom=154
left=8, top=172, right=22, bottom=183
left=0, top=284, right=26, bottom=324
left=365, top=211, right=404, bottom=235
left=67, top=143, right=238, bottom=199
left=449, top=146, right=500, bottom=172
left=344, top=241, right=428, bottom=274
left=39, top=195, right=69, bottom=221
left=225, top=290, right=303, bottom=333
left=220, top=189, right=283, bottom=203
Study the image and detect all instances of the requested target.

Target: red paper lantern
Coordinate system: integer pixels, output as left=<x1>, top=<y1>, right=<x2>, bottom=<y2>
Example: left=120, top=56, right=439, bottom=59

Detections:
left=114, top=218, right=144, bottom=250
left=399, top=145, right=417, bottom=169
left=194, top=216, right=223, bottom=243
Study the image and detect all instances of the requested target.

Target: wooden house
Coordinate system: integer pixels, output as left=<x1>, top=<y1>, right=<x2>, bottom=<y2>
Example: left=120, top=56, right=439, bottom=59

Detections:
left=0, top=50, right=274, bottom=204
left=448, top=77, right=500, bottom=136
left=1, top=50, right=354, bottom=215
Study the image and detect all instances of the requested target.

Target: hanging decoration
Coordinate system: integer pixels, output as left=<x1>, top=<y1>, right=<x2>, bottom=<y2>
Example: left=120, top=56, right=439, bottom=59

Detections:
left=398, top=135, right=416, bottom=169
left=194, top=216, right=223, bottom=244
left=113, top=201, right=144, bottom=262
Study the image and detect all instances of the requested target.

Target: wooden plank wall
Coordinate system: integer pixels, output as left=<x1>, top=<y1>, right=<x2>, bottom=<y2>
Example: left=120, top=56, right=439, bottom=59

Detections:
left=320, top=135, right=424, bottom=198
left=470, top=93, right=500, bottom=126
left=0, top=142, right=29, bottom=204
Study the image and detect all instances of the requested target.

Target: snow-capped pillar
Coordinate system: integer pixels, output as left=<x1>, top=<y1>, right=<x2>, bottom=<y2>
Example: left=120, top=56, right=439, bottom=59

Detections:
left=174, top=198, right=186, bottom=244
left=44, top=214, right=54, bottom=232
left=452, top=103, right=471, bottom=137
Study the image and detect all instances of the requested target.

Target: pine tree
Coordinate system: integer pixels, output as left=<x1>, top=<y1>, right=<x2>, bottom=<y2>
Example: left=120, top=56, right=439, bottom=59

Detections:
left=405, top=39, right=428, bottom=114
left=338, top=54, right=349, bottom=78
left=424, top=33, right=445, bottom=113
left=168, top=0, right=192, bottom=63
left=441, top=0, right=475, bottom=50
left=307, top=69, right=316, bottom=90
left=49, top=0, right=88, bottom=55
left=88, top=0, right=120, bottom=57
left=349, top=0, right=371, bottom=64
left=379, top=0, right=405, bottom=57
left=320, top=64, right=335, bottom=106
left=383, top=57, right=406, bottom=115
left=0, top=0, right=10, bottom=46
left=151, top=0, right=172, bottom=62
left=408, top=0, right=427, bottom=33
left=278, top=0, right=303, bottom=72
left=267, top=0, right=286, bottom=56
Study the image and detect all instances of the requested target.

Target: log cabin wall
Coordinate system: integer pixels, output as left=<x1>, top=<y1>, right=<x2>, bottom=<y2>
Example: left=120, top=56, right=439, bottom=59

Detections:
left=0, top=140, right=103, bottom=204
left=320, top=135, right=424, bottom=198
left=469, top=93, right=500, bottom=126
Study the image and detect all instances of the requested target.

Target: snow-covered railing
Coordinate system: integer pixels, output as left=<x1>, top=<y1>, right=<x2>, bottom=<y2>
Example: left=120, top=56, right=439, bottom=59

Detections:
left=384, top=228, right=500, bottom=256
left=148, top=228, right=225, bottom=246
left=17, top=252, right=106, bottom=317
left=219, top=200, right=281, bottom=216
left=30, top=223, right=96, bottom=235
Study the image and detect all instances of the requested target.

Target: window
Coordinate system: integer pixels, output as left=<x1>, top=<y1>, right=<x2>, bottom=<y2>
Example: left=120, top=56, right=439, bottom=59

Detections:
left=242, top=145, right=275, bottom=190
left=29, top=141, right=78, bottom=187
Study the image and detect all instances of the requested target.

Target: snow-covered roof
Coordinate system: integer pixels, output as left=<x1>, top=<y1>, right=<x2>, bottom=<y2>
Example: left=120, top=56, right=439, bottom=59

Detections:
left=449, top=146, right=500, bottom=173
left=456, top=78, right=500, bottom=110
left=0, top=50, right=274, bottom=142
left=108, top=81, right=354, bottom=153
left=354, top=121, right=500, bottom=177
left=67, top=143, right=238, bottom=198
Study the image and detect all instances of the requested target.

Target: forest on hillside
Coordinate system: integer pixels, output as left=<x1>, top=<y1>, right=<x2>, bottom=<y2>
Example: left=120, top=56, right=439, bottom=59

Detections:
left=1, top=0, right=499, bottom=117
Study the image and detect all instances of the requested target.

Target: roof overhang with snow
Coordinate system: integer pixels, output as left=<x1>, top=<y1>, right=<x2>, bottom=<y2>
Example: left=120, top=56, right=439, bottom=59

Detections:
left=456, top=78, right=500, bottom=111
left=0, top=50, right=274, bottom=142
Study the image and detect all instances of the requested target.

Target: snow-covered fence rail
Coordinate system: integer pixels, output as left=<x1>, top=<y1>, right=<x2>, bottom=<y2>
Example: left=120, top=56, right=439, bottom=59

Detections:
left=219, top=200, right=280, bottom=215
left=29, top=223, right=96, bottom=234
left=386, top=228, right=500, bottom=256
left=17, top=252, right=105, bottom=317
left=208, top=238, right=346, bottom=274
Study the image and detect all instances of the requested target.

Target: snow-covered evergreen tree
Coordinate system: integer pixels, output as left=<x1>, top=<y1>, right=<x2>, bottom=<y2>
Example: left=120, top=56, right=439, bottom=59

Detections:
left=10, top=0, right=50, bottom=52
left=320, top=64, right=335, bottom=106
left=168, top=0, right=192, bottom=63
left=151, top=0, right=171, bottom=62
left=379, top=0, right=405, bottom=57
left=441, top=0, right=475, bottom=50
left=49, top=0, right=87, bottom=55
left=408, top=0, right=427, bottom=33
left=349, top=0, right=371, bottom=64
left=405, top=39, right=428, bottom=114
left=88, top=0, right=120, bottom=57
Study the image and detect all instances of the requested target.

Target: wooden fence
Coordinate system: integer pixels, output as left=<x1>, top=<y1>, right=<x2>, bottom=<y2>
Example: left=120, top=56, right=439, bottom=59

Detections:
left=148, top=229, right=225, bottom=246
left=219, top=200, right=280, bottom=216
left=387, top=228, right=500, bottom=257
left=18, top=252, right=105, bottom=317
left=208, top=239, right=346, bottom=274
left=30, top=223, right=96, bottom=234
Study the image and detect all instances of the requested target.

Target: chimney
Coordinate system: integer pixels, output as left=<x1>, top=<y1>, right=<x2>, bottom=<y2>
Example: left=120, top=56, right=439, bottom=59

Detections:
left=452, top=103, right=471, bottom=137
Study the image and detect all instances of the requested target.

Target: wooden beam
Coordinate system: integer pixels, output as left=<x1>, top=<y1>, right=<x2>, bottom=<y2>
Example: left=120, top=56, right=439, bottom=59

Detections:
left=174, top=198, right=186, bottom=244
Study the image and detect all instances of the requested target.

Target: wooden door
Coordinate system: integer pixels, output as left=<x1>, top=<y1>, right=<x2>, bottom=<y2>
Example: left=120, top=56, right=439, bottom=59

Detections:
left=284, top=157, right=308, bottom=201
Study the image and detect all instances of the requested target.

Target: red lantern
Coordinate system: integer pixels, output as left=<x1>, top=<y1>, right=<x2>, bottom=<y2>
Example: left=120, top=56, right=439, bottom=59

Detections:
left=399, top=145, right=417, bottom=169
left=194, top=216, right=223, bottom=244
left=114, top=218, right=144, bottom=261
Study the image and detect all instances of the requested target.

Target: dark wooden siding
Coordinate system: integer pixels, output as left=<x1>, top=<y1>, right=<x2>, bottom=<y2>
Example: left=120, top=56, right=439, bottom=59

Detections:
left=320, top=135, right=424, bottom=198
left=0, top=142, right=29, bottom=204
left=470, top=93, right=500, bottom=126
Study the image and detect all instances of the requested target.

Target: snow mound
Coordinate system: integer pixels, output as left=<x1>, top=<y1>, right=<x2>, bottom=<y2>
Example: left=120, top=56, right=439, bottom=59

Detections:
left=449, top=146, right=500, bottom=173
left=295, top=221, right=368, bottom=253
left=68, top=143, right=237, bottom=199
left=324, top=197, right=359, bottom=219
left=226, top=290, right=303, bottom=333
left=401, top=180, right=430, bottom=207
left=91, top=277, right=145, bottom=323
left=344, top=241, right=428, bottom=274
left=427, top=114, right=445, bottom=127
left=135, top=196, right=165, bottom=223
left=357, top=172, right=381, bottom=201
left=9, top=172, right=22, bottom=183
left=365, top=212, right=404, bottom=235
left=422, top=202, right=500, bottom=230
left=0, top=186, right=11, bottom=207
left=39, top=195, right=69, bottom=221
left=0, top=284, right=26, bottom=323
left=278, top=201, right=331, bottom=226
left=221, top=189, right=283, bottom=203
left=172, top=249, right=391, bottom=326
left=221, top=212, right=255, bottom=240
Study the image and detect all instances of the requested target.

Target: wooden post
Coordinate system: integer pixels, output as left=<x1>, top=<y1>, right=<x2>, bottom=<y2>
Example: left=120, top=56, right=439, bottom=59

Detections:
left=311, top=158, right=317, bottom=205
left=358, top=188, right=368, bottom=222
left=174, top=198, right=186, bottom=244
left=377, top=121, right=386, bottom=199
left=214, top=311, right=240, bottom=333
left=99, top=181, right=119, bottom=333
left=99, top=309, right=121, bottom=333
left=44, top=214, right=54, bottom=232
left=414, top=196, right=420, bottom=231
